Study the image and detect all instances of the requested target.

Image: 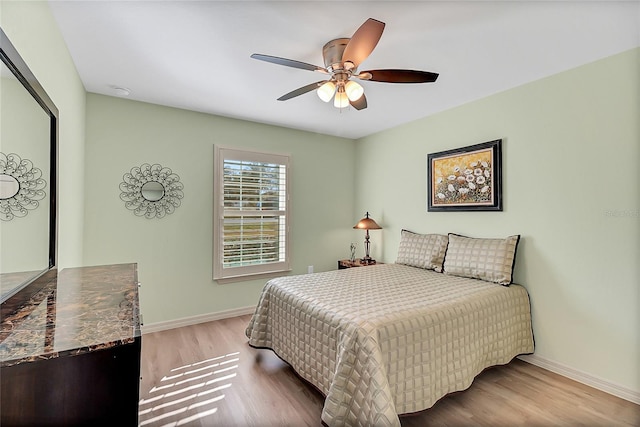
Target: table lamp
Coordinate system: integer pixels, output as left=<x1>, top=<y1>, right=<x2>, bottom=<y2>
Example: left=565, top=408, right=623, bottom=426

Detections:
left=353, top=212, right=382, bottom=264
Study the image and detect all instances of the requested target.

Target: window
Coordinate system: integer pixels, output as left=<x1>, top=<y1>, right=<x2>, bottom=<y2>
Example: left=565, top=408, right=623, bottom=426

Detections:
left=213, top=146, right=290, bottom=281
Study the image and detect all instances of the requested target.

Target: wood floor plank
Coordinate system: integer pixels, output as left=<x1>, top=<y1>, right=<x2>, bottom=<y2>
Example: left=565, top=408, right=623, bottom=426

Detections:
left=138, top=315, right=640, bottom=426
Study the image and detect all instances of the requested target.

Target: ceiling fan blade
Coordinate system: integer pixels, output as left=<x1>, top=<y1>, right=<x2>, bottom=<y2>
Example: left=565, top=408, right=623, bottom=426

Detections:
left=349, top=93, right=367, bottom=110
left=341, top=18, right=385, bottom=67
left=277, top=80, right=328, bottom=101
left=360, top=69, right=439, bottom=83
left=251, top=54, right=328, bottom=73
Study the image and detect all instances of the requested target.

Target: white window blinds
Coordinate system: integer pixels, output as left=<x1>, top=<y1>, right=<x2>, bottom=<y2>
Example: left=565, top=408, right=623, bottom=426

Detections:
left=214, top=146, right=290, bottom=281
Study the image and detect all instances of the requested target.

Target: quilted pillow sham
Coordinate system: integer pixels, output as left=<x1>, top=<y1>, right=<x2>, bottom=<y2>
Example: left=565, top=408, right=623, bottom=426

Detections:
left=396, top=230, right=449, bottom=272
left=443, top=233, right=520, bottom=285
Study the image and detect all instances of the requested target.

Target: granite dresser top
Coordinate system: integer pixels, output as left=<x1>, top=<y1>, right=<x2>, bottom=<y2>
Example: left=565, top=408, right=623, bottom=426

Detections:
left=0, top=263, right=140, bottom=367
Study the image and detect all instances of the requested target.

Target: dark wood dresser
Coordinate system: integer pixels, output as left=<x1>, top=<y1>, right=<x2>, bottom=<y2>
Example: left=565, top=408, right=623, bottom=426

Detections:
left=0, top=263, right=141, bottom=426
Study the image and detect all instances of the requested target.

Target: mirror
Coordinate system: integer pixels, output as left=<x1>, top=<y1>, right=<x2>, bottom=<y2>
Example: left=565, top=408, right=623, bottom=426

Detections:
left=0, top=152, right=47, bottom=219
left=0, top=28, right=58, bottom=303
left=141, top=181, right=165, bottom=201
left=0, top=174, right=20, bottom=199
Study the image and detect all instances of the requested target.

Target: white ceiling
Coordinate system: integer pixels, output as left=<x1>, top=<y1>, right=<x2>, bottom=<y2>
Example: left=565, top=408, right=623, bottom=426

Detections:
left=48, top=1, right=639, bottom=139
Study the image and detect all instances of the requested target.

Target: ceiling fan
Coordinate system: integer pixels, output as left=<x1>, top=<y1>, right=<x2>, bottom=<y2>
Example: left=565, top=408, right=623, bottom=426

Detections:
left=251, top=18, right=439, bottom=110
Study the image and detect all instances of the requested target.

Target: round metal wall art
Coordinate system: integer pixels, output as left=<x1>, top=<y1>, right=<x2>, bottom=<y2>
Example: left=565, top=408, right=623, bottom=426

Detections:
left=0, top=152, right=47, bottom=221
left=119, top=163, right=184, bottom=219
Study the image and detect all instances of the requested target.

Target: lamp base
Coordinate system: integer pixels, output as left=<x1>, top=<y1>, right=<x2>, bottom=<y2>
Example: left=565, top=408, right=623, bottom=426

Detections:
left=360, top=257, right=377, bottom=265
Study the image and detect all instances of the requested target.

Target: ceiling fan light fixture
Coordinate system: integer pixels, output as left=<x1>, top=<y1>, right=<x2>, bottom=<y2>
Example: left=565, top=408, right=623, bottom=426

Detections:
left=345, top=80, right=364, bottom=102
left=334, top=88, right=349, bottom=109
left=317, top=81, right=336, bottom=102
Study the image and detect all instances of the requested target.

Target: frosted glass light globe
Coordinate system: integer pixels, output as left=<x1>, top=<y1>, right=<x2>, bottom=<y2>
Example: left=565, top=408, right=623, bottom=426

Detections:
left=317, top=81, right=336, bottom=102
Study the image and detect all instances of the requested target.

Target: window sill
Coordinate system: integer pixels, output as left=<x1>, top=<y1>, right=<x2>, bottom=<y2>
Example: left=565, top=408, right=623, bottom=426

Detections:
left=214, top=269, right=293, bottom=285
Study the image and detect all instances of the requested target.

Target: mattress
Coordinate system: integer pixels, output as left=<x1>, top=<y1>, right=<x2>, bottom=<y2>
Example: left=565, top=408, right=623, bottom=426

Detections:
left=246, top=263, right=534, bottom=426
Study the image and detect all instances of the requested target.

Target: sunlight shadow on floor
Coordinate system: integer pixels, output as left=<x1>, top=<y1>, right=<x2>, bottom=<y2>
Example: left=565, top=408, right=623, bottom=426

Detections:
left=138, top=352, right=240, bottom=426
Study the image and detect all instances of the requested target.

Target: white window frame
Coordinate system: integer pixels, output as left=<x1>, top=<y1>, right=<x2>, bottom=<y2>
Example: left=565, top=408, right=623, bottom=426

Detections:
left=213, top=145, right=291, bottom=282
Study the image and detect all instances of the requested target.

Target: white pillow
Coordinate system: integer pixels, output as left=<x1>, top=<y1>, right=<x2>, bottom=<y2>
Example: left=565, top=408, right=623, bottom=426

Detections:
left=396, top=230, right=449, bottom=272
left=443, top=233, right=520, bottom=285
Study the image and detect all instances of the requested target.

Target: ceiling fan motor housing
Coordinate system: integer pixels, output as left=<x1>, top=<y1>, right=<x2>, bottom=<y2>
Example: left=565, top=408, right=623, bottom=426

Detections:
left=322, top=38, right=354, bottom=75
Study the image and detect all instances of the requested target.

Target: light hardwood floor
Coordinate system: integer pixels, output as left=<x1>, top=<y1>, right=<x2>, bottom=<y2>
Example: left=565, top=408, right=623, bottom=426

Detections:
left=138, top=314, right=639, bottom=426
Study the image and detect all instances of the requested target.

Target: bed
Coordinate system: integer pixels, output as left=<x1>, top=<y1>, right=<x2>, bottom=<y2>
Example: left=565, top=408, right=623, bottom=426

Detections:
left=246, top=232, right=534, bottom=427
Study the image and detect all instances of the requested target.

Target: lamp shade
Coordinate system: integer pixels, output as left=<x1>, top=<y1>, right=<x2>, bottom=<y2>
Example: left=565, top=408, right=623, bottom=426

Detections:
left=345, top=80, right=364, bottom=102
left=317, top=81, right=336, bottom=102
left=353, top=212, right=382, bottom=230
left=333, top=89, right=349, bottom=108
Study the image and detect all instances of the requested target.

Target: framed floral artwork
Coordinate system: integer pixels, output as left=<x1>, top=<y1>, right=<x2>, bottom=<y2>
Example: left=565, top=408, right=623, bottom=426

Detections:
left=427, top=139, right=502, bottom=211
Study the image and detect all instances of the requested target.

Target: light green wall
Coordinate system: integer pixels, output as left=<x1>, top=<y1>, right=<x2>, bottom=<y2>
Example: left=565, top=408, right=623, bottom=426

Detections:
left=1, top=0, right=87, bottom=268
left=83, top=94, right=355, bottom=324
left=354, top=48, right=639, bottom=393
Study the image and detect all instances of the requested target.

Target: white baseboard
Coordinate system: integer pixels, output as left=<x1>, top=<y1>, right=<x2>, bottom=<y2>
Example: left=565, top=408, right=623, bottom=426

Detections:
left=518, top=354, right=640, bottom=405
left=141, top=305, right=256, bottom=334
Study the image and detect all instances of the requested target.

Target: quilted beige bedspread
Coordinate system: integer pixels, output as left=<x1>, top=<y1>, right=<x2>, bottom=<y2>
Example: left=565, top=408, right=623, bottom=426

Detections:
left=246, top=263, right=534, bottom=427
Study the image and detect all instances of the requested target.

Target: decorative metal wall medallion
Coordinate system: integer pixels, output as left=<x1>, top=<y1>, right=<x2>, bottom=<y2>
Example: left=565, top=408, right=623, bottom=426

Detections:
left=0, top=152, right=47, bottom=221
left=119, top=163, right=184, bottom=219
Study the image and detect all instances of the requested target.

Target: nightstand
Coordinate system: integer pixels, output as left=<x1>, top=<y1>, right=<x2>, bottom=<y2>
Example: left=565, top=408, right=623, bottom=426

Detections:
left=338, top=259, right=381, bottom=269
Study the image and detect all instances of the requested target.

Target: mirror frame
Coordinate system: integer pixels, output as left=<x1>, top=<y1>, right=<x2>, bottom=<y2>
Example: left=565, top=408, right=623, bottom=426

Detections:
left=0, top=27, right=58, bottom=303
left=119, top=163, right=184, bottom=219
